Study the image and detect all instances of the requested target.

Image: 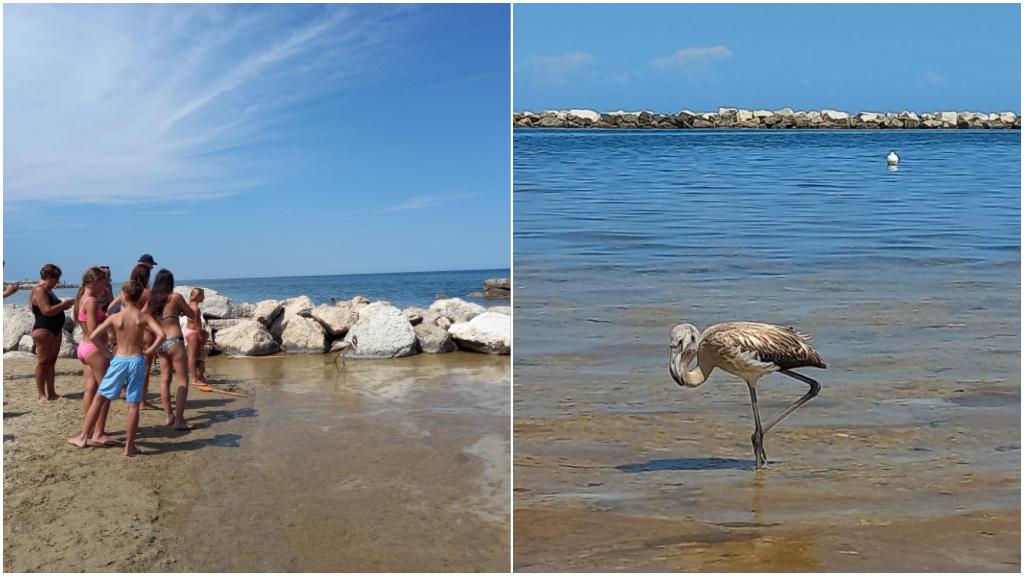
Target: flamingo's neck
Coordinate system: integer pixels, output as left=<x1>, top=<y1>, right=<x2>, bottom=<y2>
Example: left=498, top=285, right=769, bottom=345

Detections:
left=671, top=348, right=712, bottom=388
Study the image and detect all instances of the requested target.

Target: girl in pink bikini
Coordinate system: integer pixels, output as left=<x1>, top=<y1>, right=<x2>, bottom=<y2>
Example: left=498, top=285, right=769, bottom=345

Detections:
left=183, top=288, right=208, bottom=386
left=73, top=266, right=118, bottom=445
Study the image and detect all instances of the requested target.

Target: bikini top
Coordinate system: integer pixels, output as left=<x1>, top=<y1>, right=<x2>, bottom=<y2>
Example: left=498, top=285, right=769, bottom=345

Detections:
left=77, top=296, right=107, bottom=323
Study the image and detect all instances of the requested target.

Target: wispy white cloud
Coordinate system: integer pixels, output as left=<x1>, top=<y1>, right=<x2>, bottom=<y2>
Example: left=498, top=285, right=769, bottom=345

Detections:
left=380, top=192, right=482, bottom=213
left=523, top=52, right=595, bottom=84
left=4, top=4, right=404, bottom=205
left=653, top=45, right=731, bottom=70
left=924, top=69, right=947, bottom=85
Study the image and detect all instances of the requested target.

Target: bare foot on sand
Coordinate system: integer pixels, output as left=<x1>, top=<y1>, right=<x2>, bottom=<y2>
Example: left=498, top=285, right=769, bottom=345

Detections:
left=141, top=402, right=160, bottom=411
left=89, top=434, right=124, bottom=447
left=37, top=396, right=57, bottom=405
left=172, top=419, right=194, bottom=431
left=124, top=446, right=141, bottom=457
left=46, top=394, right=65, bottom=402
left=66, top=436, right=88, bottom=448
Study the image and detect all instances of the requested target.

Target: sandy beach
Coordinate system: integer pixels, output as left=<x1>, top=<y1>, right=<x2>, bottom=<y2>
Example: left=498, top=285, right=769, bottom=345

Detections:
left=4, top=353, right=509, bottom=572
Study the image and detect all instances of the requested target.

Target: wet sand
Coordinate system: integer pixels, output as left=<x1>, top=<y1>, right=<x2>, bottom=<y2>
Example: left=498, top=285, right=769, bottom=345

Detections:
left=4, top=352, right=509, bottom=572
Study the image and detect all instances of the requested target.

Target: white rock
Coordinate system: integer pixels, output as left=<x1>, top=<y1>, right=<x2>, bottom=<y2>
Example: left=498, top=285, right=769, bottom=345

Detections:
left=228, top=302, right=255, bottom=319
left=735, top=109, right=754, bottom=122
left=449, top=312, right=511, bottom=355
left=821, top=109, right=850, bottom=121
left=999, top=112, right=1017, bottom=124
left=939, top=111, right=958, bottom=124
left=3, top=305, right=35, bottom=352
left=59, top=331, right=76, bottom=358
left=858, top=112, right=883, bottom=123
left=4, top=351, right=36, bottom=360
left=752, top=109, right=773, bottom=118
left=567, top=109, right=601, bottom=122
left=487, top=306, right=512, bottom=316
left=206, top=318, right=244, bottom=333
left=174, top=286, right=232, bottom=318
left=413, top=310, right=456, bottom=354
left=281, top=295, right=315, bottom=317
left=429, top=298, right=485, bottom=324
left=214, top=320, right=279, bottom=356
left=251, top=300, right=283, bottom=326
left=280, top=315, right=327, bottom=354
left=402, top=306, right=425, bottom=325
left=344, top=302, right=418, bottom=359
left=200, top=294, right=232, bottom=318
left=310, top=304, right=358, bottom=338
left=17, top=335, right=35, bottom=352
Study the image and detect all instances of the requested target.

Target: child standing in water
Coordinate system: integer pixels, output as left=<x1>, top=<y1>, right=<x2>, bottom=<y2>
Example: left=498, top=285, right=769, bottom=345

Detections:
left=68, top=281, right=164, bottom=456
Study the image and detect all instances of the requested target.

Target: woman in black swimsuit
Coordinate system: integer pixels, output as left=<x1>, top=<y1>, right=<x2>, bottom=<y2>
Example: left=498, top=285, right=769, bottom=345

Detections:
left=30, top=264, right=74, bottom=404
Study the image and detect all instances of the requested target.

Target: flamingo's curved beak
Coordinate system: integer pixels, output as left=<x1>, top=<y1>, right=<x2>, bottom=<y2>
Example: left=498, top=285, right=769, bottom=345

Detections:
left=669, top=345, right=684, bottom=387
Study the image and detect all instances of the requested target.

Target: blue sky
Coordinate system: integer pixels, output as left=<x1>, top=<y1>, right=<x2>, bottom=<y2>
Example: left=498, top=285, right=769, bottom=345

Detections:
left=4, top=4, right=510, bottom=282
left=515, top=4, right=1021, bottom=113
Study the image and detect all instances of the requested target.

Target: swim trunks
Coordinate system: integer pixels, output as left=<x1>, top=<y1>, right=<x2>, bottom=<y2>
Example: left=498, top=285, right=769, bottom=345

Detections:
left=98, top=355, right=146, bottom=404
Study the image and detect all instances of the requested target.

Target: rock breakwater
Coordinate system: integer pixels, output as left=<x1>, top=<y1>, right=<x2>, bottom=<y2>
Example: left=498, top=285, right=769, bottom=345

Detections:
left=3, top=281, right=511, bottom=360
left=514, top=108, right=1021, bottom=129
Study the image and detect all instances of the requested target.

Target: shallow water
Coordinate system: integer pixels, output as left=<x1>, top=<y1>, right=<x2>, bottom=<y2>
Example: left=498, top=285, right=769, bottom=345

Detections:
left=167, top=352, right=510, bottom=571
left=513, top=129, right=1020, bottom=570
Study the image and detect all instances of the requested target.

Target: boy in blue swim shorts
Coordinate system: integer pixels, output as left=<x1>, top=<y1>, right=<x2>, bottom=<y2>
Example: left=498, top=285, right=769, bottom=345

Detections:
left=68, top=281, right=165, bottom=456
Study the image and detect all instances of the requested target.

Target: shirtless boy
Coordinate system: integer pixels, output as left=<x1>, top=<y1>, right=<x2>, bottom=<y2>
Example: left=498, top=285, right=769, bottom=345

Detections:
left=68, top=281, right=165, bottom=456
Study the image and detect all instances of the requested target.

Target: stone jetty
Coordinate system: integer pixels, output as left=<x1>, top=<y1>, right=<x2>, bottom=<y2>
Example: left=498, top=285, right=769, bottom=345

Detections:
left=514, top=108, right=1021, bottom=130
left=3, top=280, right=511, bottom=360
left=467, top=277, right=510, bottom=299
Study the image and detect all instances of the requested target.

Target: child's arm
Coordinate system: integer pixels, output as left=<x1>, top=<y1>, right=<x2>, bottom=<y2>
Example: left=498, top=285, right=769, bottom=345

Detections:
left=84, top=298, right=102, bottom=338
left=144, top=315, right=166, bottom=357
left=178, top=294, right=199, bottom=321
left=90, top=314, right=114, bottom=340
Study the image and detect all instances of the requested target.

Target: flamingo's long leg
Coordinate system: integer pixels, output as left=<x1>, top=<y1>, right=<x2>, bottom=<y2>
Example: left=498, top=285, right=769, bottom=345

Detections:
left=747, top=383, right=767, bottom=469
left=761, top=369, right=821, bottom=434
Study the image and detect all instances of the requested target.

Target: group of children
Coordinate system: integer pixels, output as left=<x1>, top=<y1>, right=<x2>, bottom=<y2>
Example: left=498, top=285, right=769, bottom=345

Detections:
left=25, top=254, right=215, bottom=457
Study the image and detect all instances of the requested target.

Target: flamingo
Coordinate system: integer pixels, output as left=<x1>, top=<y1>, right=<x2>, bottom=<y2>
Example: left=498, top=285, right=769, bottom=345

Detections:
left=669, top=322, right=827, bottom=470
left=332, top=335, right=359, bottom=372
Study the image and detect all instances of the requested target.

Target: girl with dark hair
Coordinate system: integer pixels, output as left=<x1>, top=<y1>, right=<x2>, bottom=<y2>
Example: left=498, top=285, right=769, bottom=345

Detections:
left=73, top=267, right=118, bottom=445
left=148, top=269, right=198, bottom=429
left=29, top=264, right=74, bottom=404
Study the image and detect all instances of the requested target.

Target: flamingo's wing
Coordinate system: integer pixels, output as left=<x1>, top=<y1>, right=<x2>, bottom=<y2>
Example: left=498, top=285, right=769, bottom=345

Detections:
left=704, top=322, right=827, bottom=371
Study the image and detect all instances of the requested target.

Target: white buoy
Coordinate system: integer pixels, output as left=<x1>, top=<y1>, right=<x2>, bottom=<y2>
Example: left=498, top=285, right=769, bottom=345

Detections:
left=886, top=151, right=900, bottom=166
